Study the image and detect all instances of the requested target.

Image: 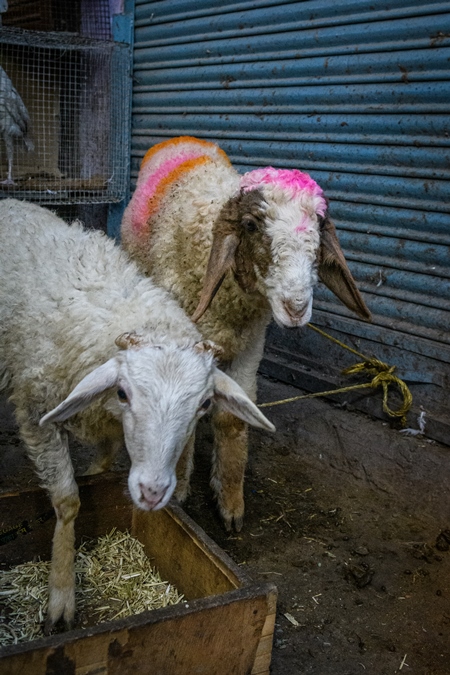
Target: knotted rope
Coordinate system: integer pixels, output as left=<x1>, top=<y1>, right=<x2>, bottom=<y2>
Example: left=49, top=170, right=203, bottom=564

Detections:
left=259, top=324, right=413, bottom=426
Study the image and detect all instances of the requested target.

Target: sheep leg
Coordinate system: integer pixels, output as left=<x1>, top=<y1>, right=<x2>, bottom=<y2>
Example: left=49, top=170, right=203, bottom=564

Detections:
left=211, top=316, right=268, bottom=532
left=175, top=431, right=196, bottom=502
left=45, top=486, right=80, bottom=633
left=211, top=410, right=248, bottom=532
left=84, top=437, right=123, bottom=475
left=17, top=412, right=80, bottom=632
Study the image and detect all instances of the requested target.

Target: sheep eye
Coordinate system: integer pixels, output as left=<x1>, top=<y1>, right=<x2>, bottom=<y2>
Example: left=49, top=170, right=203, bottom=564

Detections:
left=200, top=398, right=211, bottom=411
left=117, top=389, right=128, bottom=402
left=243, top=219, right=257, bottom=233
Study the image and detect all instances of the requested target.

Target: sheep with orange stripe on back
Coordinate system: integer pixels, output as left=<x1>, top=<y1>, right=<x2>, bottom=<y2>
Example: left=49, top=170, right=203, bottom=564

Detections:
left=121, top=136, right=371, bottom=532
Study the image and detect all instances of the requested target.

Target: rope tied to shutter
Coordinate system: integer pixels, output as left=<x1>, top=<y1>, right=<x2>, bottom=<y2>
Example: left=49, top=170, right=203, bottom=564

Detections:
left=259, top=324, right=413, bottom=426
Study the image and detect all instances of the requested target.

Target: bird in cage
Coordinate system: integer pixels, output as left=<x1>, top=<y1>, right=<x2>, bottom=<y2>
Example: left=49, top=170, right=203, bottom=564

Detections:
left=0, top=66, right=34, bottom=186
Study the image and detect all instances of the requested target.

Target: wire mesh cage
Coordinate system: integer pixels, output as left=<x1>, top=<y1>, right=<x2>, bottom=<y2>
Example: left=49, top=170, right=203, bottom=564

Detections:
left=0, top=1, right=131, bottom=204
left=2, top=0, right=113, bottom=39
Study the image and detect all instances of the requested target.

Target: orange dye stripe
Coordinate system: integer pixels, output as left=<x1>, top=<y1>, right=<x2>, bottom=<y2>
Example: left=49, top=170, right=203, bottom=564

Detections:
left=140, top=135, right=231, bottom=170
left=139, top=155, right=212, bottom=237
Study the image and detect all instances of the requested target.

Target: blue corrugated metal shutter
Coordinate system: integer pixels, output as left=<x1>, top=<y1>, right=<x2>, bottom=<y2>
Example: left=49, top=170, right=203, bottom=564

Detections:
left=131, top=0, right=450, bottom=443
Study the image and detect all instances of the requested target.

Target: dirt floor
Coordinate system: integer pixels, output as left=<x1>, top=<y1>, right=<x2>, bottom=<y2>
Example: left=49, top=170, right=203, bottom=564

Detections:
left=0, top=375, right=449, bottom=675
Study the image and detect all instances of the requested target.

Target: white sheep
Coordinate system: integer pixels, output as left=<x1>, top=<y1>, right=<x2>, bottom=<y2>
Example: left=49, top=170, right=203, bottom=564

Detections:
left=121, top=136, right=371, bottom=532
left=0, top=198, right=274, bottom=632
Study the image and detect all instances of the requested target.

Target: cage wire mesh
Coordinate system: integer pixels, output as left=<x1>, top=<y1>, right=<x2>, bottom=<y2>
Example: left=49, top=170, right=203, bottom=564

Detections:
left=0, top=1, right=130, bottom=204
left=2, top=0, right=113, bottom=39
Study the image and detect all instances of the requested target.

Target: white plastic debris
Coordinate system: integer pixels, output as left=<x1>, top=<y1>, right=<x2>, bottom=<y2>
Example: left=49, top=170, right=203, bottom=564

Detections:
left=400, top=409, right=426, bottom=437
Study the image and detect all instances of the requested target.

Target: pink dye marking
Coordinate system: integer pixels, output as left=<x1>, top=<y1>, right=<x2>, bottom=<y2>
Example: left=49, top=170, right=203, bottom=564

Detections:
left=295, top=212, right=310, bottom=233
left=240, top=167, right=327, bottom=217
left=131, top=151, right=206, bottom=234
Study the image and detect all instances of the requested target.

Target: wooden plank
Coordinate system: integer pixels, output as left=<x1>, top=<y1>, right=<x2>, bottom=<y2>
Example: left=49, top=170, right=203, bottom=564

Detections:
left=132, top=503, right=246, bottom=599
left=0, top=475, right=277, bottom=674
left=0, top=474, right=131, bottom=567
left=0, top=587, right=276, bottom=675
left=105, top=591, right=272, bottom=675
left=0, top=485, right=55, bottom=566
left=250, top=590, right=277, bottom=675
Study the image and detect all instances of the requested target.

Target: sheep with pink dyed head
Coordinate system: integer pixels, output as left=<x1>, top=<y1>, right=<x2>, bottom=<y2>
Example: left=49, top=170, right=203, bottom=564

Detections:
left=121, top=136, right=371, bottom=532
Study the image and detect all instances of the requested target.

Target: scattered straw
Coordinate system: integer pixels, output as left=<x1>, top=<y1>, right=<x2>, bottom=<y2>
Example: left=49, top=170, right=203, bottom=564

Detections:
left=283, top=612, right=299, bottom=627
left=0, top=529, right=184, bottom=645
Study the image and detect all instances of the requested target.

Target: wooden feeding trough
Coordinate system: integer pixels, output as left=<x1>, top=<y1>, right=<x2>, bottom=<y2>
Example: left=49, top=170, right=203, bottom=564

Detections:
left=0, top=473, right=277, bottom=675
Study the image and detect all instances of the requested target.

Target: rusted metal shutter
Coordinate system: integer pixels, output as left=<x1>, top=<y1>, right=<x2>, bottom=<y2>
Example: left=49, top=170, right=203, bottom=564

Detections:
left=131, top=0, right=450, bottom=442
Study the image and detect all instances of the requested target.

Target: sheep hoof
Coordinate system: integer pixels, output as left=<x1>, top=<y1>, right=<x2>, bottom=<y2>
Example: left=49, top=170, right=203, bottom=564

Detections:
left=222, top=510, right=244, bottom=533
left=43, top=616, right=54, bottom=636
left=43, top=614, right=61, bottom=636
left=64, top=617, right=75, bottom=632
left=43, top=614, right=74, bottom=635
left=45, top=585, right=76, bottom=634
left=174, top=481, right=190, bottom=503
left=82, top=463, right=106, bottom=476
left=233, top=514, right=244, bottom=532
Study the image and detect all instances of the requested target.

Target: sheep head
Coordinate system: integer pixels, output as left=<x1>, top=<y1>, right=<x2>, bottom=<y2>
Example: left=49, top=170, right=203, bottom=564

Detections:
left=192, top=168, right=371, bottom=326
left=40, top=342, right=274, bottom=512
left=116, top=332, right=225, bottom=360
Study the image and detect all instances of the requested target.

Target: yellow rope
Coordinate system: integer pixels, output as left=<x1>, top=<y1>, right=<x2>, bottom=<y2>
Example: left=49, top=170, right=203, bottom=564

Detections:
left=259, top=324, right=413, bottom=426
left=307, top=323, right=367, bottom=359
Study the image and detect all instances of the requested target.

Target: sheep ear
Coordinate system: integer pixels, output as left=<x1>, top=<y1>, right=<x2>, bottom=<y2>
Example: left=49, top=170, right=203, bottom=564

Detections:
left=212, top=368, right=275, bottom=432
left=191, top=232, right=239, bottom=323
left=39, top=358, right=119, bottom=426
left=318, top=216, right=372, bottom=321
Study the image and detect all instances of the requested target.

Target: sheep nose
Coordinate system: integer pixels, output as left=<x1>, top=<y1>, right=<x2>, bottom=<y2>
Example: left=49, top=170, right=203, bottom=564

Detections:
left=282, top=298, right=309, bottom=321
left=138, top=482, right=169, bottom=510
